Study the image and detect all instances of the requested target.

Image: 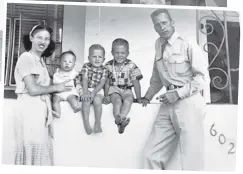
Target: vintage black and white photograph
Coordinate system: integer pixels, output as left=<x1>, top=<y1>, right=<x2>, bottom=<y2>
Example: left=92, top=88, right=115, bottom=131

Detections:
left=1, top=1, right=239, bottom=172
left=26, top=0, right=227, bottom=7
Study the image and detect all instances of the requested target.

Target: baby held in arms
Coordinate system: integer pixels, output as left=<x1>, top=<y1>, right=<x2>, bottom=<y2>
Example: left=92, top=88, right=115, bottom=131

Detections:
left=52, top=50, right=82, bottom=118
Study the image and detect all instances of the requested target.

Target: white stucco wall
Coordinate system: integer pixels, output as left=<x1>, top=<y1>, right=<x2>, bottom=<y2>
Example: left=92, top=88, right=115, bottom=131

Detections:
left=2, top=99, right=237, bottom=171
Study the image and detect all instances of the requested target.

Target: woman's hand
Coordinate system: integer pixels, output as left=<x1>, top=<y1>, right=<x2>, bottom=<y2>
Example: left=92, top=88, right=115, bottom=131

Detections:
left=55, top=80, right=73, bottom=93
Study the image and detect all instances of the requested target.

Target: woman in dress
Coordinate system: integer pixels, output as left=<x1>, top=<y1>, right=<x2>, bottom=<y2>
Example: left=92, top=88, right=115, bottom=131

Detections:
left=14, top=24, right=71, bottom=165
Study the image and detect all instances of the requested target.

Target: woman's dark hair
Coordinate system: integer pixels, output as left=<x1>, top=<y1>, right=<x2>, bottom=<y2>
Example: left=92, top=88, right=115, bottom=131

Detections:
left=22, top=24, right=55, bottom=57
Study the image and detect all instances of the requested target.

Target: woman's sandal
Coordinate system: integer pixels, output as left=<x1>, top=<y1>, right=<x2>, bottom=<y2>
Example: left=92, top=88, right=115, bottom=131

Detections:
left=118, top=117, right=130, bottom=134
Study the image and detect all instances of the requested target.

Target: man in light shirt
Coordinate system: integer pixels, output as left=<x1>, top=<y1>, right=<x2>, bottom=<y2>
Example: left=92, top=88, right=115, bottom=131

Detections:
left=141, top=9, right=210, bottom=170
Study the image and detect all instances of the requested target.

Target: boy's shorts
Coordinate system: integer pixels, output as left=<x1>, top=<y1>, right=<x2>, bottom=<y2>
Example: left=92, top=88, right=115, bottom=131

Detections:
left=55, top=88, right=79, bottom=101
left=88, top=88, right=104, bottom=97
left=108, top=86, right=134, bottom=99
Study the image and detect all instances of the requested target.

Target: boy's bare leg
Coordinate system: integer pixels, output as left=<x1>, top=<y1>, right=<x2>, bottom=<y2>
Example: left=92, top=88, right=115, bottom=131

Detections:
left=110, top=93, right=123, bottom=124
left=120, top=95, right=134, bottom=119
left=118, top=95, right=133, bottom=134
left=93, top=94, right=104, bottom=133
left=52, top=95, right=62, bottom=118
left=67, top=95, right=81, bottom=113
left=82, top=100, right=92, bottom=135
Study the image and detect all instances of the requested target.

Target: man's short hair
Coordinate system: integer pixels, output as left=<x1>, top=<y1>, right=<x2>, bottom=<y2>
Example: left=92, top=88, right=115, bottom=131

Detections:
left=150, top=9, right=173, bottom=21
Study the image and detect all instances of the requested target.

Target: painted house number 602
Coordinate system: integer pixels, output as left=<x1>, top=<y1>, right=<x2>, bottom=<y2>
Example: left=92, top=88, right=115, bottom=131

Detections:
left=210, top=123, right=236, bottom=155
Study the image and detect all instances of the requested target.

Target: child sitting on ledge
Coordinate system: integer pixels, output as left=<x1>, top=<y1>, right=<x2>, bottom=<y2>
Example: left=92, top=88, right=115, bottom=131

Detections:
left=78, top=44, right=108, bottom=135
left=103, top=38, right=143, bottom=134
left=52, top=51, right=82, bottom=118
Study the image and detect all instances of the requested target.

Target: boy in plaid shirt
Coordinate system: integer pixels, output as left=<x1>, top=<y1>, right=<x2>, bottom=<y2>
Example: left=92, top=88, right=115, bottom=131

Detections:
left=104, top=38, right=143, bottom=134
left=78, top=44, right=108, bottom=135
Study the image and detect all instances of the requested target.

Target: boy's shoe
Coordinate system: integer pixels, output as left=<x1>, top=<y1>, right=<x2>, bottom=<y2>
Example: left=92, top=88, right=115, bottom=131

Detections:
left=118, top=117, right=130, bottom=134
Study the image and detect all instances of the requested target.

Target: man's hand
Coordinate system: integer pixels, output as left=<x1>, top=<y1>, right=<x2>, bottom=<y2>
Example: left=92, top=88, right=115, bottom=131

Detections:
left=140, top=97, right=150, bottom=107
left=136, top=98, right=142, bottom=104
left=156, top=90, right=180, bottom=104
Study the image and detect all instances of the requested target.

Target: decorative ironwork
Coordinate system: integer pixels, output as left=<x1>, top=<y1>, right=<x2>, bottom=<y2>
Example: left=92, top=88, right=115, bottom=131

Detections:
left=198, top=10, right=233, bottom=103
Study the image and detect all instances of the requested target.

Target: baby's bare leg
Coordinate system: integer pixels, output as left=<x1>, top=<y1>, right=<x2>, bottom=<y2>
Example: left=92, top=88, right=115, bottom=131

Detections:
left=67, top=95, right=81, bottom=113
left=82, top=100, right=92, bottom=135
left=52, top=95, right=62, bottom=118
left=93, top=94, right=104, bottom=133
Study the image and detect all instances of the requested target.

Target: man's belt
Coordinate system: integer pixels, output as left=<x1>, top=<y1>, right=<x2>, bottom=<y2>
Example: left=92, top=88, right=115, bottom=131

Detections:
left=117, top=85, right=132, bottom=90
left=166, top=84, right=183, bottom=91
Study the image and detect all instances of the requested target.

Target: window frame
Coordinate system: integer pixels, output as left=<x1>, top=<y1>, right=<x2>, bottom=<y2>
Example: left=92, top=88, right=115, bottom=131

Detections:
left=4, top=4, right=64, bottom=95
left=4, top=18, right=12, bottom=86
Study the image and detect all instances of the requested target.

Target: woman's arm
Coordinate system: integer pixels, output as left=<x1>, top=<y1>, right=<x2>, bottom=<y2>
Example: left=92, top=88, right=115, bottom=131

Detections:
left=24, top=75, right=71, bottom=96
